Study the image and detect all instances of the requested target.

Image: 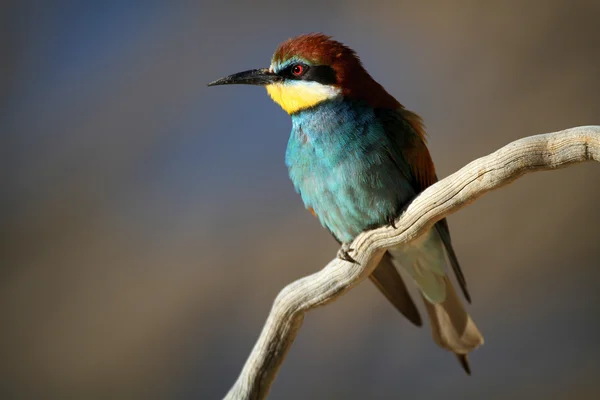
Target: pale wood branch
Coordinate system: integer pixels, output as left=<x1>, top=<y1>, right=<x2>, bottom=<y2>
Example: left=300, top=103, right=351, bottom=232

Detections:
left=224, top=126, right=600, bottom=400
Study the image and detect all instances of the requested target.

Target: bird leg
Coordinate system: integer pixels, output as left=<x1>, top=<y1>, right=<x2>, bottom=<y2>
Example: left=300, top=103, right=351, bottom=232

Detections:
left=337, top=242, right=357, bottom=263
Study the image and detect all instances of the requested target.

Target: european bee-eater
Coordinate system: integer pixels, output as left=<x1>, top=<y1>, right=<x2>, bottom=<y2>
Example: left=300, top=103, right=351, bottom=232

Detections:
left=208, top=33, right=483, bottom=373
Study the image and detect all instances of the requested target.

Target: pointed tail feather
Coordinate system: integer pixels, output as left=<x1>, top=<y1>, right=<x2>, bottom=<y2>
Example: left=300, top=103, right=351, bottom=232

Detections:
left=422, top=276, right=483, bottom=372
left=456, top=354, right=472, bottom=375
left=370, top=252, right=422, bottom=327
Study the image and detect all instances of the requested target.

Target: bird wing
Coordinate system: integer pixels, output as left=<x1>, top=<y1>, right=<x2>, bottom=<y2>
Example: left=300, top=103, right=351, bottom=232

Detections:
left=370, top=252, right=422, bottom=326
left=435, top=217, right=471, bottom=302
left=384, top=108, right=471, bottom=302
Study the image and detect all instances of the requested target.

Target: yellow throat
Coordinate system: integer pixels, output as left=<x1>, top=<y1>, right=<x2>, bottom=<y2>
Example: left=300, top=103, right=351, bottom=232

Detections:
left=266, top=81, right=341, bottom=114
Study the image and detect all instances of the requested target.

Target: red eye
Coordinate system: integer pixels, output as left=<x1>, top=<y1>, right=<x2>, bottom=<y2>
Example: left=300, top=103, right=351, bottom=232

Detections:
left=292, top=64, right=304, bottom=76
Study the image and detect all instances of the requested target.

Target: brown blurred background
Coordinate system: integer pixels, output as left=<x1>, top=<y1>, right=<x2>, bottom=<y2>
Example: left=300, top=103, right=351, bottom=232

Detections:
left=3, top=1, right=600, bottom=399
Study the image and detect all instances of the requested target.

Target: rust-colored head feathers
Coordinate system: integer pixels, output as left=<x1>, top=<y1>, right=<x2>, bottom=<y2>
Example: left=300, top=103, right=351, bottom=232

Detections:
left=272, top=33, right=359, bottom=73
left=272, top=33, right=401, bottom=110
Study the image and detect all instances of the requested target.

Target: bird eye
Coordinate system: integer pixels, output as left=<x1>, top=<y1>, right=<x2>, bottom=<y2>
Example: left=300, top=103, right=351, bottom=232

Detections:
left=291, top=64, right=305, bottom=76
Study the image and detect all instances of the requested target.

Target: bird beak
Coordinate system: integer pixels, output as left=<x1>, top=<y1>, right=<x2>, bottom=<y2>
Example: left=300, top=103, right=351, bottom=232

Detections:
left=207, top=68, right=281, bottom=87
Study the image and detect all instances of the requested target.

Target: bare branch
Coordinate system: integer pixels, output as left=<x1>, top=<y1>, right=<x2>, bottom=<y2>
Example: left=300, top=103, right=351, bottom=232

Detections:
left=224, top=126, right=600, bottom=400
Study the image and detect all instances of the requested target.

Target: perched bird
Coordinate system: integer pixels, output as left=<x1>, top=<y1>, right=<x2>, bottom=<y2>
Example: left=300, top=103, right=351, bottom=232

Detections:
left=208, top=33, right=483, bottom=373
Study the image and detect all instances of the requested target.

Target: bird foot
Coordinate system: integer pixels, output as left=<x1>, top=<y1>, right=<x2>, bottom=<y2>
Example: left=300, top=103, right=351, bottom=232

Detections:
left=387, top=215, right=397, bottom=229
left=337, top=243, right=357, bottom=263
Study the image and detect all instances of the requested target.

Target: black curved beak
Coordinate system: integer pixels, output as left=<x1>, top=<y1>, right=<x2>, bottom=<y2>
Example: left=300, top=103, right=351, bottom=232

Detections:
left=207, top=68, right=281, bottom=87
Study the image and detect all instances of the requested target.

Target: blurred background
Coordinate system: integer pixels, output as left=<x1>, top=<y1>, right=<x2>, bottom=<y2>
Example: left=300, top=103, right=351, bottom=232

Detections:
left=3, top=1, right=600, bottom=399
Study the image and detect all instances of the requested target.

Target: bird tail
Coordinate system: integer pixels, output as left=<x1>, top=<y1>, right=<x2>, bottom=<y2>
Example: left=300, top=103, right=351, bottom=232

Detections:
left=421, top=276, right=483, bottom=374
left=389, top=230, right=483, bottom=374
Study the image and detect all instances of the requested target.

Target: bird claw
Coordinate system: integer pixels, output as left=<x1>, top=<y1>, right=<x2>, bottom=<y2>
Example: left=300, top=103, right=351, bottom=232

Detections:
left=387, top=215, right=397, bottom=229
left=337, top=244, right=357, bottom=263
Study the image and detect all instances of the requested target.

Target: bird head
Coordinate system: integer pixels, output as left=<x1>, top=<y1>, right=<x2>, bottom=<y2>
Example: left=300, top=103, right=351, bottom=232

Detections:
left=208, top=33, right=399, bottom=114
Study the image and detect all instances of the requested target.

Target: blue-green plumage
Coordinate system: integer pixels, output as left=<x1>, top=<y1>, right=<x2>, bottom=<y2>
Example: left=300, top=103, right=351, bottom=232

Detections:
left=286, top=98, right=452, bottom=304
left=286, top=99, right=416, bottom=243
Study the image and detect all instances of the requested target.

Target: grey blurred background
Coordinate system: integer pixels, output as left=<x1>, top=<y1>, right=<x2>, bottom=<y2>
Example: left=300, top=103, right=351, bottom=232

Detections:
left=3, top=1, right=600, bottom=399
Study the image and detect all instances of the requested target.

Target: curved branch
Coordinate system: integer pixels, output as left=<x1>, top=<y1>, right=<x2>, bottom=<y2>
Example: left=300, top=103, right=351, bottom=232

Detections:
left=224, top=126, right=600, bottom=400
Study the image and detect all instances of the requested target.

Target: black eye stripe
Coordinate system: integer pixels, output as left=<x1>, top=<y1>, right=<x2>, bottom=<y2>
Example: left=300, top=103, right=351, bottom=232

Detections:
left=280, top=64, right=337, bottom=85
left=302, top=65, right=337, bottom=85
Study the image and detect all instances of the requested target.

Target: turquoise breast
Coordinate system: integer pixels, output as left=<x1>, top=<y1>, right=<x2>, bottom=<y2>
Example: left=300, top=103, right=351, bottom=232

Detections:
left=285, top=99, right=416, bottom=243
